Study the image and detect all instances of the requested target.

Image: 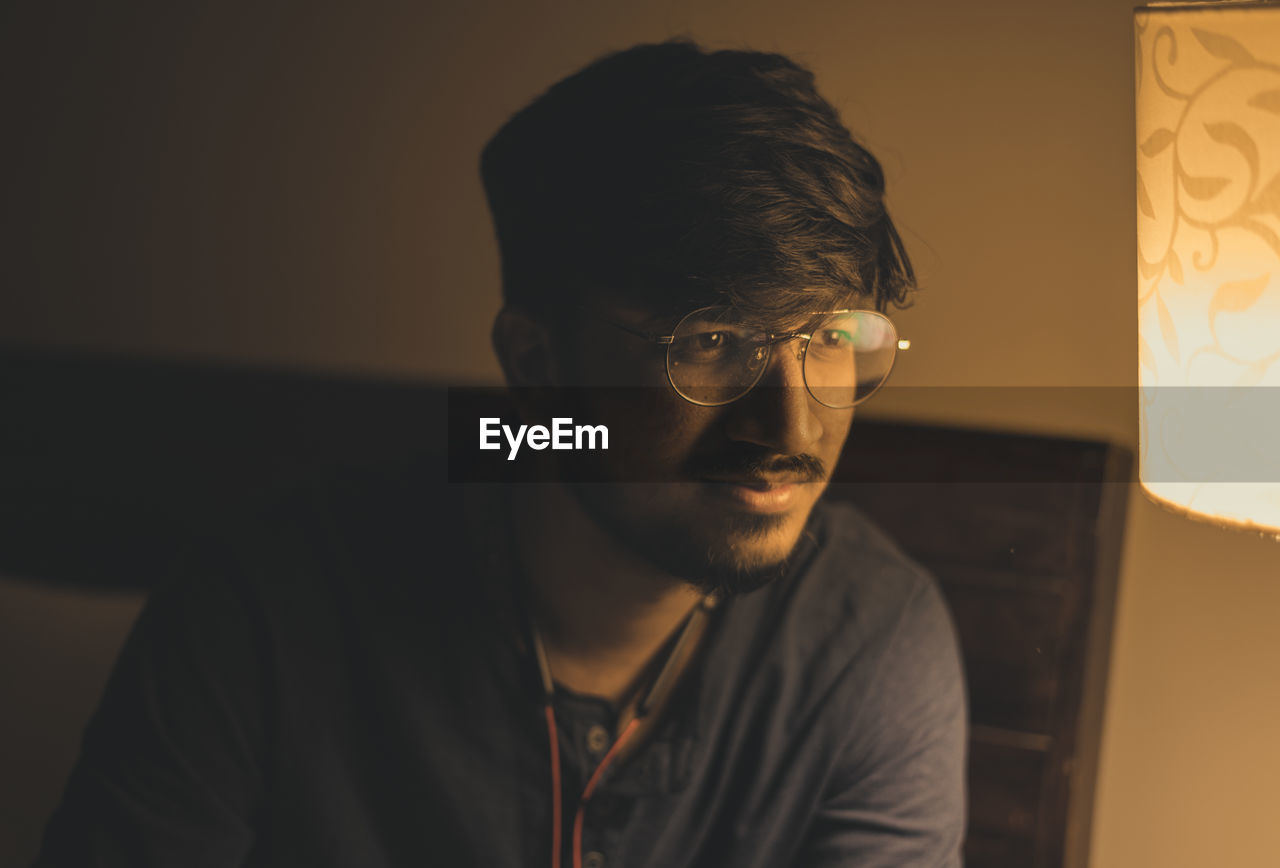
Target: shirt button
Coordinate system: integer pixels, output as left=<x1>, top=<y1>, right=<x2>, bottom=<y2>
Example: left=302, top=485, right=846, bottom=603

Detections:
left=583, top=851, right=606, bottom=868
left=586, top=724, right=610, bottom=755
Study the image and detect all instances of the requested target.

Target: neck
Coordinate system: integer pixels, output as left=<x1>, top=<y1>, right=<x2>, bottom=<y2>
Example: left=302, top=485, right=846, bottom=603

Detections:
left=511, top=484, right=705, bottom=701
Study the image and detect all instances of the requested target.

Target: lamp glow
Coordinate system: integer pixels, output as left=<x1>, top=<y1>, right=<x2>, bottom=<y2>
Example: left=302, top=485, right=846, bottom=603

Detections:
left=1136, top=1, right=1280, bottom=535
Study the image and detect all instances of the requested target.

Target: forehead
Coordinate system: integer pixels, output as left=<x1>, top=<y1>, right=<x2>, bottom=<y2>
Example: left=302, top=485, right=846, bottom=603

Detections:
left=606, top=299, right=865, bottom=333
left=586, top=281, right=862, bottom=319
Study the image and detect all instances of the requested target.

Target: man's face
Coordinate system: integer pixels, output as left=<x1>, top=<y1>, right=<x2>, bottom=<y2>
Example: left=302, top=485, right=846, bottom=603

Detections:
left=553, top=303, right=855, bottom=597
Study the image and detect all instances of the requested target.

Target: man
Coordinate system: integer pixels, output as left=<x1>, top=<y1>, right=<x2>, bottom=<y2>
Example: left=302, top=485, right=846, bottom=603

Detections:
left=37, top=39, right=966, bottom=867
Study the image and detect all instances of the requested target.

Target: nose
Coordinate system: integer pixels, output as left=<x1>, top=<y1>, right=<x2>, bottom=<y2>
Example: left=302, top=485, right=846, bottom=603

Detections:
left=722, top=339, right=825, bottom=455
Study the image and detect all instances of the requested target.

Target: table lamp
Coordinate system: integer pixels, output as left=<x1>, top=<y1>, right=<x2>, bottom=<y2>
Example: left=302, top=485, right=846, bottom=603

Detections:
left=1136, top=0, right=1280, bottom=536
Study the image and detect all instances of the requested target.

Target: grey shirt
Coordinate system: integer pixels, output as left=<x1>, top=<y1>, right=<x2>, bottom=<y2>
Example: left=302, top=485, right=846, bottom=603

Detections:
left=36, top=468, right=967, bottom=867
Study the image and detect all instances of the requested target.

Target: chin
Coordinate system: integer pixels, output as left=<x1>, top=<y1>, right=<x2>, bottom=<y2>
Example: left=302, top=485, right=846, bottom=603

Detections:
left=632, top=501, right=810, bottom=598
left=566, top=481, right=817, bottom=596
left=685, top=545, right=794, bottom=597
left=690, top=516, right=806, bottom=595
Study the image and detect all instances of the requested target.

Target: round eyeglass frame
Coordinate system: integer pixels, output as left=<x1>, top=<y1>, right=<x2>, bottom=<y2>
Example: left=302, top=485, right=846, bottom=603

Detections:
left=586, top=304, right=905, bottom=409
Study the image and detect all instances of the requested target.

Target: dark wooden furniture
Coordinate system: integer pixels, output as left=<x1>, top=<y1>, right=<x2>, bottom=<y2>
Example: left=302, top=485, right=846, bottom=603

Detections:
left=0, top=348, right=1130, bottom=867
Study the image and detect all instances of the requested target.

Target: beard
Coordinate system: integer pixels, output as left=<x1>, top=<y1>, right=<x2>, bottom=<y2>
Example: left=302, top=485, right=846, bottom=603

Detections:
left=564, top=482, right=804, bottom=598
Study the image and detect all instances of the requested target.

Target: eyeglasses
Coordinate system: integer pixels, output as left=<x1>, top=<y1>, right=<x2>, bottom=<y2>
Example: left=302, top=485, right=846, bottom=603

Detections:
left=587, top=304, right=904, bottom=408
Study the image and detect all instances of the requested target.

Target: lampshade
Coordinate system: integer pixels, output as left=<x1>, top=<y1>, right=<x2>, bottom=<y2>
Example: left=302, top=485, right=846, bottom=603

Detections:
left=1136, top=0, right=1280, bottom=535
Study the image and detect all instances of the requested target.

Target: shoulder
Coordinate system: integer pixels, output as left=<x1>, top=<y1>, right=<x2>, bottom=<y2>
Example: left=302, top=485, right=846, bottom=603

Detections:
left=715, top=495, right=963, bottom=748
left=807, top=496, right=938, bottom=604
left=163, top=460, right=476, bottom=647
left=767, top=496, right=952, bottom=671
left=779, top=501, right=969, bottom=866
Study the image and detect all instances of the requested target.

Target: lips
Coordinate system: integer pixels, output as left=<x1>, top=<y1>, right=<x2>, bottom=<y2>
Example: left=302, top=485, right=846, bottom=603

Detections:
left=699, top=477, right=805, bottom=513
left=700, top=474, right=809, bottom=488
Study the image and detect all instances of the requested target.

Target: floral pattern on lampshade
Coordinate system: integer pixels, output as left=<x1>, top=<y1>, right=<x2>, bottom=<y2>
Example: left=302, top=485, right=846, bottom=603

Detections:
left=1136, top=4, right=1280, bottom=535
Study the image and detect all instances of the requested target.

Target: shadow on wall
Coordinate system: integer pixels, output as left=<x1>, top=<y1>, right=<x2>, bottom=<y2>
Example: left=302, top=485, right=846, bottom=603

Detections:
left=0, top=348, right=449, bottom=865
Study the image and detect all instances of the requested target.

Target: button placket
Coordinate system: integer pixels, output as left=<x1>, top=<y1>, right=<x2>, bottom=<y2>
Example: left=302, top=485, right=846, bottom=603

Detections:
left=585, top=723, right=611, bottom=756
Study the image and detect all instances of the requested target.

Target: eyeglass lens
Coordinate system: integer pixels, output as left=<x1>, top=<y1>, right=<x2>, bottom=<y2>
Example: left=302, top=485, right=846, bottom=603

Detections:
left=666, top=307, right=897, bottom=408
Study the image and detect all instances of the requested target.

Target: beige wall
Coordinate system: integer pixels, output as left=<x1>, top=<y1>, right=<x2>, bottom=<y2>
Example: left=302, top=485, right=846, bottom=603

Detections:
left=4, top=2, right=1278, bottom=866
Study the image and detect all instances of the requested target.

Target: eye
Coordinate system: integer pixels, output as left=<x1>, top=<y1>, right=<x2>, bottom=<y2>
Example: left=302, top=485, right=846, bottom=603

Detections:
left=679, top=329, right=737, bottom=356
left=670, top=328, right=749, bottom=365
left=811, top=329, right=855, bottom=355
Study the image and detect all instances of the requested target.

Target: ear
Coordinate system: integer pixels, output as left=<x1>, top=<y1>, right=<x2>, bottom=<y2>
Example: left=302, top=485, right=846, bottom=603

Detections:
left=491, top=306, right=561, bottom=388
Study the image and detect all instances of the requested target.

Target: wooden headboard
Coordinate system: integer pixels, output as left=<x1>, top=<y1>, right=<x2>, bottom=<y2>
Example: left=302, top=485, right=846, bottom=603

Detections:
left=0, top=349, right=1130, bottom=868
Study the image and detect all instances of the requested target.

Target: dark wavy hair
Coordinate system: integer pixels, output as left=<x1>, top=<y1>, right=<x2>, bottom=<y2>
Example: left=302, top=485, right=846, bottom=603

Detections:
left=480, top=39, right=916, bottom=323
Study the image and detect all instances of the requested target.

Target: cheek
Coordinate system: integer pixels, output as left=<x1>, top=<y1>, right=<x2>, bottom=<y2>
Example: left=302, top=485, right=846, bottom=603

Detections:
left=559, top=389, right=719, bottom=479
left=823, top=409, right=855, bottom=448
left=618, top=403, right=721, bottom=471
left=814, top=410, right=854, bottom=472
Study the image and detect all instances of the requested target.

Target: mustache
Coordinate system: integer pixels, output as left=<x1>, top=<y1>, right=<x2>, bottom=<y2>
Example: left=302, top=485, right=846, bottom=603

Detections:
left=687, top=446, right=828, bottom=483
